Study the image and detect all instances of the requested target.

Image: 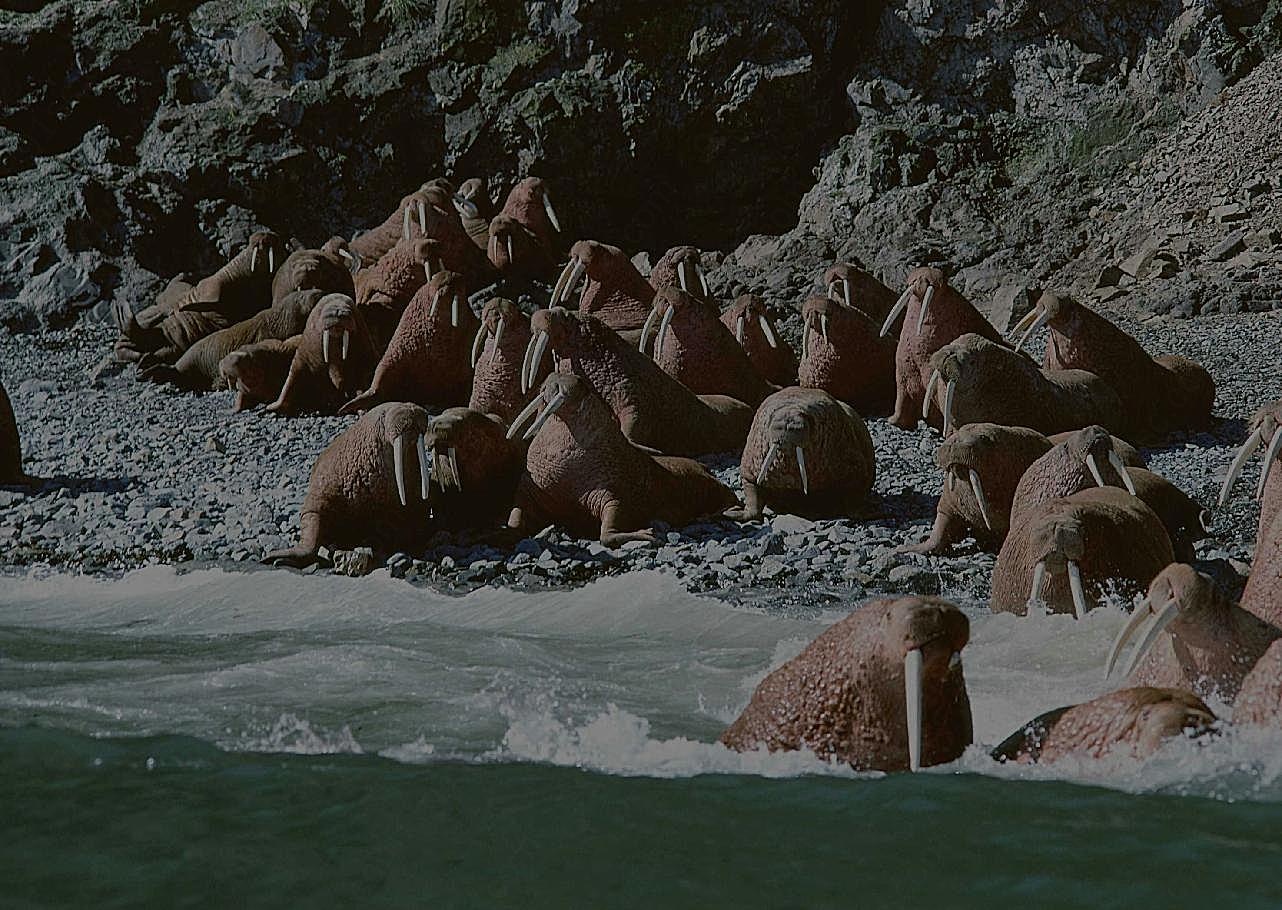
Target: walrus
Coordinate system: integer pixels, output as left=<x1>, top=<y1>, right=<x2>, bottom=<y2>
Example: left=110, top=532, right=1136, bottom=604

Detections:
left=991, top=688, right=1216, bottom=765
left=991, top=487, right=1174, bottom=618
left=1, top=375, right=30, bottom=486
left=1007, top=426, right=1148, bottom=529
left=880, top=267, right=1006, bottom=428
left=720, top=597, right=972, bottom=772
left=549, top=240, right=656, bottom=334
left=1234, top=640, right=1282, bottom=728
left=496, top=176, right=562, bottom=257
left=506, top=372, right=737, bottom=546
left=1012, top=292, right=1216, bottom=441
left=797, top=294, right=897, bottom=416
left=726, top=387, right=875, bottom=522
left=486, top=213, right=555, bottom=284
left=139, top=289, right=322, bottom=391
left=263, top=402, right=433, bottom=567
left=640, top=287, right=773, bottom=405
left=522, top=308, right=753, bottom=456
left=822, top=262, right=900, bottom=330
left=1219, top=400, right=1282, bottom=627
left=407, top=194, right=497, bottom=292
left=269, top=245, right=354, bottom=306
left=353, top=238, right=439, bottom=351
left=219, top=336, right=301, bottom=412
left=339, top=271, right=479, bottom=415
left=348, top=183, right=454, bottom=266
left=649, top=246, right=712, bottom=300
left=902, top=424, right=1145, bottom=556
left=453, top=177, right=495, bottom=251
left=720, top=295, right=796, bottom=387
left=468, top=298, right=550, bottom=428
left=267, top=294, right=377, bottom=416
left=922, top=334, right=1125, bottom=436
left=1104, top=564, right=1281, bottom=704
left=421, top=407, right=523, bottom=530
left=1123, top=467, right=1211, bottom=563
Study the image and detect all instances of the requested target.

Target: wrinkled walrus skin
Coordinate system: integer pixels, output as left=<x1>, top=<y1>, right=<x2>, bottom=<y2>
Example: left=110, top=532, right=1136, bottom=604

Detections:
left=720, top=597, right=973, bottom=773
left=509, top=372, right=737, bottom=546
left=728, top=387, right=875, bottom=522
left=720, top=295, right=797, bottom=387
left=797, top=295, right=896, bottom=417
left=269, top=246, right=354, bottom=307
left=1235, top=639, right=1282, bottom=729
left=268, top=295, right=377, bottom=416
left=468, top=298, right=550, bottom=428
left=220, top=337, right=301, bottom=412
left=354, top=238, right=438, bottom=351
left=553, top=240, right=656, bottom=334
left=821, top=262, right=900, bottom=330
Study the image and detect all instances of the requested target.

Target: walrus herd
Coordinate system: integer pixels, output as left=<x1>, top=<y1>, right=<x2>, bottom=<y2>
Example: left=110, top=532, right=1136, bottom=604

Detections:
left=2, top=171, right=1276, bottom=775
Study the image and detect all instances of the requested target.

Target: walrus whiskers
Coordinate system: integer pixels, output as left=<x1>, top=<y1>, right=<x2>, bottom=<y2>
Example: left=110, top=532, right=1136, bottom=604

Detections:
left=915, top=285, right=934, bottom=333
left=1067, top=560, right=1088, bottom=620
left=969, top=468, right=992, bottom=530
left=1257, top=425, right=1282, bottom=501
left=880, top=288, right=912, bottom=337
left=1218, top=426, right=1264, bottom=506
left=392, top=434, right=408, bottom=507
left=905, top=647, right=923, bottom=773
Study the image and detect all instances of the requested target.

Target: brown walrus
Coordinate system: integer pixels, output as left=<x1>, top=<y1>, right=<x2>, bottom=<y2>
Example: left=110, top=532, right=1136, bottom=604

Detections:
left=880, top=267, right=1006, bottom=428
left=726, top=387, right=875, bottom=522
left=139, top=289, right=322, bottom=391
left=267, top=294, right=377, bottom=416
left=720, top=295, right=797, bottom=387
left=1012, top=292, right=1216, bottom=441
left=269, top=245, right=354, bottom=306
left=549, top=240, right=655, bottom=333
left=339, top=271, right=479, bottom=415
left=506, top=372, right=737, bottom=546
left=263, top=402, right=433, bottom=567
left=797, top=294, right=896, bottom=416
left=1, top=375, right=30, bottom=486
left=991, top=688, right=1216, bottom=765
left=902, top=424, right=1145, bottom=556
left=1218, top=400, right=1282, bottom=628
left=348, top=183, right=454, bottom=266
left=496, top=176, right=562, bottom=258
left=821, top=262, right=899, bottom=330
left=641, top=287, right=773, bottom=405
left=922, top=334, right=1125, bottom=436
left=406, top=195, right=497, bottom=292
left=1007, top=426, right=1149, bottom=529
left=1104, top=564, right=1281, bottom=704
left=720, top=597, right=972, bottom=772
left=468, top=298, right=550, bottom=428
left=219, top=336, right=301, bottom=412
left=649, top=246, right=712, bottom=300
left=991, top=487, right=1174, bottom=618
left=353, top=238, right=439, bottom=351
left=486, top=213, right=555, bottom=284
left=522, top=307, right=753, bottom=456
left=453, top=177, right=495, bottom=251
left=420, top=407, right=523, bottom=530
left=1235, top=640, right=1282, bottom=728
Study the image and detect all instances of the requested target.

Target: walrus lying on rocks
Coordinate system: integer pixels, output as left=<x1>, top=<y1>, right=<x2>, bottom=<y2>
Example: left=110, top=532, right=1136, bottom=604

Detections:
left=1012, top=292, right=1216, bottom=441
left=649, top=246, right=712, bottom=300
left=641, top=287, right=773, bottom=404
left=453, top=177, right=495, bottom=251
left=1235, top=640, right=1282, bottom=728
left=219, top=337, right=300, bottom=412
left=797, top=294, right=896, bottom=416
left=469, top=298, right=549, bottom=427
left=421, top=407, right=523, bottom=530
left=880, top=267, right=1006, bottom=429
left=523, top=308, right=752, bottom=456
left=991, top=487, right=1174, bottom=618
left=720, top=597, right=972, bottom=772
left=354, top=238, right=439, bottom=351
left=506, top=372, right=737, bottom=546
left=349, top=184, right=453, bottom=266
left=726, top=388, right=875, bottom=521
left=1219, top=400, right=1282, bottom=627
left=263, top=402, right=433, bottom=567
left=267, top=295, right=376, bottom=416
left=991, top=688, right=1216, bottom=765
left=720, top=295, right=796, bottom=387
left=822, top=262, right=899, bottom=330
left=270, top=245, right=354, bottom=306
left=140, top=289, right=323, bottom=391
left=1105, top=564, right=1281, bottom=703
left=339, top=272, right=478, bottom=414
left=549, top=240, right=655, bottom=334
left=487, top=213, right=554, bottom=284
left=496, top=176, right=562, bottom=258
left=1, top=375, right=30, bottom=486
left=922, top=334, right=1125, bottom=436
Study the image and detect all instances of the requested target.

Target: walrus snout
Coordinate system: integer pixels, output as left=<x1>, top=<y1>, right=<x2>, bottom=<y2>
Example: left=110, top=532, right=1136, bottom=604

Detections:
left=888, top=597, right=971, bottom=660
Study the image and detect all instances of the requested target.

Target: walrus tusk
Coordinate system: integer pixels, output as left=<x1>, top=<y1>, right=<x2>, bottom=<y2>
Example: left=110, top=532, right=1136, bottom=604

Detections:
left=491, top=318, right=504, bottom=364
left=638, top=306, right=660, bottom=353
left=969, top=469, right=992, bottom=530
left=416, top=434, right=430, bottom=501
left=880, top=289, right=912, bottom=337
left=1009, top=306, right=1040, bottom=340
left=820, top=313, right=829, bottom=342
left=759, top=441, right=780, bottom=478
left=251, top=247, right=259, bottom=273
left=678, top=261, right=689, bottom=293
left=520, top=334, right=537, bottom=394
left=1067, top=560, right=1089, bottom=620
left=423, top=260, right=433, bottom=283
left=923, top=369, right=940, bottom=419
left=417, top=199, right=427, bottom=235
left=507, top=395, right=544, bottom=440
left=551, top=259, right=576, bottom=306
left=1107, top=450, right=1137, bottom=495
left=322, top=329, right=331, bottom=364
left=393, top=434, right=407, bottom=508
left=656, top=305, right=675, bottom=358
left=905, top=648, right=923, bottom=773
left=946, top=466, right=956, bottom=493
left=826, top=279, right=838, bottom=301
left=526, top=331, right=550, bottom=391
left=1218, top=426, right=1264, bottom=506
left=403, top=206, right=412, bottom=241
left=915, top=285, right=934, bottom=333
left=842, top=278, right=851, bottom=310
left=801, top=314, right=810, bottom=361
left=505, top=235, right=514, bottom=265
left=1120, top=597, right=1181, bottom=679
left=1257, top=425, right=1282, bottom=501
left=1016, top=308, right=1051, bottom=353
left=796, top=446, right=809, bottom=495
left=943, top=378, right=956, bottom=436
left=1027, top=561, right=1047, bottom=609
left=451, top=292, right=459, bottom=328
left=341, top=330, right=349, bottom=361
left=429, top=289, right=440, bottom=320
left=543, top=194, right=561, bottom=232
left=448, top=447, right=462, bottom=491
left=338, top=249, right=359, bottom=275
left=735, top=314, right=745, bottom=345
left=758, top=315, right=777, bottom=348
left=697, top=265, right=710, bottom=298
left=1085, top=452, right=1106, bottom=488
left=1105, top=596, right=1174, bottom=679
left=471, top=323, right=489, bottom=368
left=523, top=390, right=567, bottom=441
left=268, top=247, right=275, bottom=274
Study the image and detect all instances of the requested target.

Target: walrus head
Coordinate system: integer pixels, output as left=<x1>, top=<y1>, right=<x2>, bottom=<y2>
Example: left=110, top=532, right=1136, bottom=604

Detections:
left=638, top=287, right=714, bottom=358
left=312, top=293, right=364, bottom=366
left=508, top=176, right=560, bottom=232
left=486, top=214, right=540, bottom=273
left=1010, top=292, right=1081, bottom=353
left=276, top=249, right=347, bottom=297
left=506, top=371, right=607, bottom=443
left=933, top=423, right=1036, bottom=533
left=550, top=240, right=633, bottom=308
left=799, top=294, right=880, bottom=364
left=375, top=401, right=432, bottom=509
left=246, top=230, right=286, bottom=276
left=879, top=266, right=948, bottom=337
left=522, top=307, right=582, bottom=394
left=1048, top=425, right=1138, bottom=496
left=1218, top=399, right=1282, bottom=507
left=923, top=334, right=1035, bottom=435
left=471, top=297, right=525, bottom=368
left=748, top=391, right=830, bottom=494
left=420, top=270, right=470, bottom=330
left=453, top=177, right=491, bottom=221
left=651, top=246, right=711, bottom=298
left=822, top=263, right=890, bottom=321
left=421, top=407, right=508, bottom=494
left=1021, top=503, right=1096, bottom=618
left=321, top=236, right=361, bottom=275
left=1105, top=564, right=1235, bottom=680
left=723, top=294, right=780, bottom=350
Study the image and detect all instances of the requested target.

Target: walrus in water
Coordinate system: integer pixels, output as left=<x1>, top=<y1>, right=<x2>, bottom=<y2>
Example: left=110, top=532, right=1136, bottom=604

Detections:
left=453, top=177, right=495, bottom=251
left=549, top=240, right=656, bottom=334
left=1235, top=640, right=1282, bottom=729
left=340, top=271, right=479, bottom=414
left=922, top=333, right=1125, bottom=436
left=721, top=597, right=972, bottom=772
left=991, top=487, right=1174, bottom=618
left=506, top=372, right=737, bottom=546
left=353, top=238, right=440, bottom=351
left=522, top=307, right=753, bottom=456
left=219, top=337, right=300, bottom=412
left=468, top=298, right=550, bottom=428
left=1104, top=564, right=1281, bottom=704
left=640, top=287, right=773, bottom=405
left=1, top=375, right=31, bottom=486
left=821, top=262, right=900, bottom=331
left=879, top=267, right=1006, bottom=429
left=263, top=402, right=433, bottom=567
left=726, top=387, right=875, bottom=521
left=420, top=407, right=523, bottom=530
left=991, top=687, right=1216, bottom=765
left=1219, top=400, right=1282, bottom=627
left=797, top=294, right=896, bottom=416
left=1012, top=292, right=1216, bottom=441
left=267, top=294, right=377, bottom=416
left=720, top=295, right=796, bottom=387
left=649, top=246, right=713, bottom=301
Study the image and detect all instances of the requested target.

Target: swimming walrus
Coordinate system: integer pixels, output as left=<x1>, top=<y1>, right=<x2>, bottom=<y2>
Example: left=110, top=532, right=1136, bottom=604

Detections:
left=267, top=294, right=377, bottom=416
left=726, top=387, right=875, bottom=522
left=219, top=336, right=301, bottom=412
left=263, top=402, right=434, bottom=567
left=522, top=307, right=753, bottom=456
left=720, top=295, right=796, bottom=387
left=1219, top=400, right=1282, bottom=628
left=468, top=298, right=550, bottom=428
left=420, top=407, right=523, bottom=530
left=506, top=372, right=737, bottom=546
left=721, top=596, right=973, bottom=772
left=797, top=294, right=897, bottom=416
left=548, top=240, right=656, bottom=334
left=821, top=262, right=900, bottom=330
